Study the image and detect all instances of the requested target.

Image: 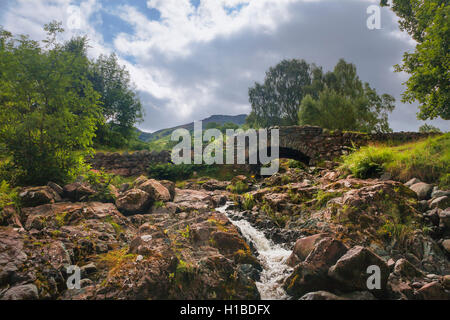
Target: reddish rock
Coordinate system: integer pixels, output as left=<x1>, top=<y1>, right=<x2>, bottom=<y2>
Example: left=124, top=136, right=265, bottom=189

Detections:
left=211, top=231, right=247, bottom=254
left=328, top=246, right=390, bottom=293
left=63, top=182, right=96, bottom=202
left=393, top=259, right=424, bottom=279
left=417, top=281, right=449, bottom=300
left=286, top=233, right=328, bottom=267
left=300, top=291, right=345, bottom=300
left=160, top=180, right=176, bottom=200
left=1, top=284, right=38, bottom=300
left=138, top=179, right=171, bottom=202
left=19, top=186, right=61, bottom=207
left=115, top=189, right=152, bottom=215
left=284, top=238, right=348, bottom=298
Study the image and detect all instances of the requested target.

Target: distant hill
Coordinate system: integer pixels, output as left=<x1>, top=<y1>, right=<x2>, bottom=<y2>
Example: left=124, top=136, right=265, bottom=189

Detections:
left=136, top=114, right=248, bottom=142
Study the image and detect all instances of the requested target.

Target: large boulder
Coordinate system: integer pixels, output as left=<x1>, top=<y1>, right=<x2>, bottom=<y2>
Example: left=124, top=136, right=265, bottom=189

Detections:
left=284, top=237, right=348, bottom=298
left=160, top=180, right=176, bottom=200
left=393, top=259, right=424, bottom=280
left=409, top=182, right=433, bottom=200
left=172, top=189, right=214, bottom=213
left=138, top=179, right=171, bottom=202
left=63, top=182, right=96, bottom=202
left=328, top=246, right=390, bottom=294
left=211, top=231, right=248, bottom=255
left=19, top=186, right=61, bottom=207
left=115, top=189, right=152, bottom=215
left=47, top=182, right=64, bottom=196
left=405, top=178, right=421, bottom=188
left=286, top=233, right=328, bottom=267
left=1, top=284, right=39, bottom=300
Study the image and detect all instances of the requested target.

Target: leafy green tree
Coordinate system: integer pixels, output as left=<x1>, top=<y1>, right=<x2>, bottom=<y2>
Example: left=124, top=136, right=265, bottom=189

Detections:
left=419, top=124, right=442, bottom=133
left=0, top=22, right=101, bottom=185
left=248, top=59, right=317, bottom=127
left=89, top=54, right=144, bottom=148
left=381, top=0, right=449, bottom=120
left=298, top=60, right=395, bottom=133
left=221, top=122, right=239, bottom=133
left=205, top=122, right=222, bottom=130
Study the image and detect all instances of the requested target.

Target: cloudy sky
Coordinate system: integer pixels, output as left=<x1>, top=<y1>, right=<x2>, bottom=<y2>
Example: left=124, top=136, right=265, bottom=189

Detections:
left=1, top=0, right=448, bottom=132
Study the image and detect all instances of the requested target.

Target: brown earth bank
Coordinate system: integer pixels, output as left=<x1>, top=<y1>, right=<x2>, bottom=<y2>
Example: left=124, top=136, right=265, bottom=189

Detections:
left=0, top=164, right=449, bottom=300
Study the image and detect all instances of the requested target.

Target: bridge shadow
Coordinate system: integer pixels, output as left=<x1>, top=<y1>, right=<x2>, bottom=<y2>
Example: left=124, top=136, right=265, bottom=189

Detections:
left=279, top=147, right=311, bottom=164
left=248, top=146, right=311, bottom=176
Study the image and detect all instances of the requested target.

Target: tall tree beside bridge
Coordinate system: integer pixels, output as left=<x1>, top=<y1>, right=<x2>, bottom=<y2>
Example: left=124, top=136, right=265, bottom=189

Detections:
left=247, top=58, right=395, bottom=132
left=247, top=59, right=319, bottom=127
left=298, top=60, right=396, bottom=133
left=381, top=0, right=449, bottom=120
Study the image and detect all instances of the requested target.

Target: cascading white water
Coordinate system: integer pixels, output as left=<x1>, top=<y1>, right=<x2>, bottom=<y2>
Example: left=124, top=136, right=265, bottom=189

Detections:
left=217, top=203, right=293, bottom=300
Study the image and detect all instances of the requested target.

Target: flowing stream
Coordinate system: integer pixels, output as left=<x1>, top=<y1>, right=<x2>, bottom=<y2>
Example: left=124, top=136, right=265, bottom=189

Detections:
left=217, top=203, right=293, bottom=300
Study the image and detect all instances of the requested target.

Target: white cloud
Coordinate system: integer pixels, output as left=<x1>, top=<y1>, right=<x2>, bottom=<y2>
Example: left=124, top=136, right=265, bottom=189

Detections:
left=1, top=0, right=447, bottom=132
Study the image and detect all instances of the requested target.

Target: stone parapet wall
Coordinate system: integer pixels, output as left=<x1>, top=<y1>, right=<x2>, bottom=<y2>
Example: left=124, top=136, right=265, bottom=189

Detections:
left=276, top=126, right=438, bottom=163
left=87, top=150, right=171, bottom=176
left=87, top=126, right=439, bottom=175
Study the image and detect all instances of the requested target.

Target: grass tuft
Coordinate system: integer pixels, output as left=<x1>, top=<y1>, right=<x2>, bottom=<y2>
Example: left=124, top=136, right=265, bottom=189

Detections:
left=340, top=133, right=449, bottom=188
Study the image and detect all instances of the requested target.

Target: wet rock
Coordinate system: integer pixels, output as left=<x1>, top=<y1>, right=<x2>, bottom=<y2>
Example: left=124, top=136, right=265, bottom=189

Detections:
left=409, top=182, right=433, bottom=200
left=115, top=189, right=152, bottom=215
left=328, top=246, right=390, bottom=294
left=211, top=231, right=247, bottom=255
left=238, top=264, right=260, bottom=282
left=1, top=284, right=39, bottom=300
left=19, top=186, right=61, bottom=207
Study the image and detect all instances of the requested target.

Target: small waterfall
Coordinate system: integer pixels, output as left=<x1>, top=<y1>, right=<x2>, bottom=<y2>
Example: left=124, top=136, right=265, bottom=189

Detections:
left=217, top=203, right=292, bottom=300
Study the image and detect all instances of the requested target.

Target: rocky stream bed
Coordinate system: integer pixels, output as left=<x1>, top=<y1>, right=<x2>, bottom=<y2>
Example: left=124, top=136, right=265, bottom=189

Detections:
left=0, top=165, right=449, bottom=300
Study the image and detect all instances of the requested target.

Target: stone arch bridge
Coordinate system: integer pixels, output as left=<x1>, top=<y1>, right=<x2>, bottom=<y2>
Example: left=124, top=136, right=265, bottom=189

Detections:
left=88, top=126, right=436, bottom=176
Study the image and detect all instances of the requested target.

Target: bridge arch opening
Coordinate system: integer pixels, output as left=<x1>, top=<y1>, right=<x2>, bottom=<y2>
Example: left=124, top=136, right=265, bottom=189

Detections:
left=278, top=147, right=311, bottom=165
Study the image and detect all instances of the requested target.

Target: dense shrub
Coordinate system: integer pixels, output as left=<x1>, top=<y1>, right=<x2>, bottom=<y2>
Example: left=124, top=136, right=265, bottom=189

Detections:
left=148, top=164, right=198, bottom=181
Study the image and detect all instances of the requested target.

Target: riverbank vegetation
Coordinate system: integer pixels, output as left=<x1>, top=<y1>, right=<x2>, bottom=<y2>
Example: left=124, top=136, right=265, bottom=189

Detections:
left=340, top=133, right=450, bottom=188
